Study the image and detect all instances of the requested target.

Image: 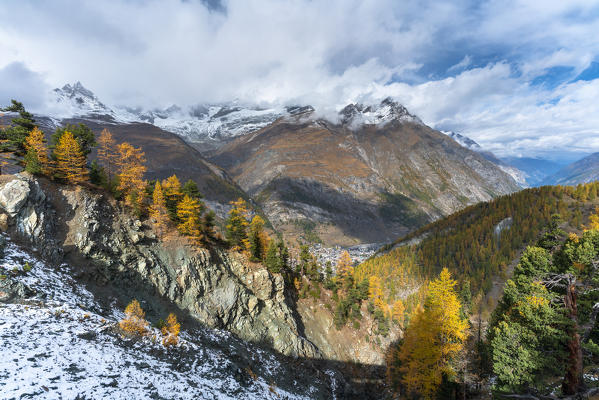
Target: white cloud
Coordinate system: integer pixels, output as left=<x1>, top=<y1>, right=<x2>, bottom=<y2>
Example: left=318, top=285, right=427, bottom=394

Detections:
left=0, top=0, right=598, bottom=159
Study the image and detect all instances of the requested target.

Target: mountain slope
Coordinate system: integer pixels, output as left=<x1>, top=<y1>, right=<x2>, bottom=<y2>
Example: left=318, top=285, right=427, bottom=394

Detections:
left=442, top=131, right=528, bottom=187
left=0, top=236, right=336, bottom=400
left=543, top=152, right=599, bottom=185
left=211, top=99, right=520, bottom=246
left=502, top=156, right=565, bottom=186
left=361, top=181, right=599, bottom=317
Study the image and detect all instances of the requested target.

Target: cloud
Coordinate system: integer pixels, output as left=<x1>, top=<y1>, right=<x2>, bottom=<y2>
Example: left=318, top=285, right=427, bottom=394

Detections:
left=0, top=0, right=598, bottom=159
left=0, top=62, right=50, bottom=110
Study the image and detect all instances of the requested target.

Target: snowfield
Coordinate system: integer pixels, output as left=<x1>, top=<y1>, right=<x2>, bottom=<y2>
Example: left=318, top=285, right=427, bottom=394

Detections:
left=0, top=237, right=330, bottom=399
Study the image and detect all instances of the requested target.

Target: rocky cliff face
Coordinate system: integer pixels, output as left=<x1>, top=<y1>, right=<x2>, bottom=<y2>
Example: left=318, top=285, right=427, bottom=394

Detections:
left=0, top=174, right=317, bottom=358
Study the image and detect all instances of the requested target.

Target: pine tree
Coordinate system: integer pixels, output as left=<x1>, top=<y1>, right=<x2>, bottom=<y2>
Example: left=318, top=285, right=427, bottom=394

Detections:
left=177, top=194, right=203, bottom=243
left=116, top=142, right=146, bottom=208
left=24, top=148, right=41, bottom=174
left=248, top=215, right=268, bottom=262
left=24, top=127, right=49, bottom=174
left=182, top=179, right=201, bottom=199
left=264, top=240, right=289, bottom=274
left=1, top=100, right=35, bottom=152
left=150, top=181, right=170, bottom=235
left=52, top=123, right=96, bottom=156
left=225, top=198, right=250, bottom=251
left=89, top=160, right=107, bottom=186
left=97, top=128, right=118, bottom=182
left=53, top=131, right=89, bottom=183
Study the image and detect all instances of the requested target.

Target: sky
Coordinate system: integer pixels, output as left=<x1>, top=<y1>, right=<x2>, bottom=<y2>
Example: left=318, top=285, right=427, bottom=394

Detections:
left=1, top=0, right=599, bottom=161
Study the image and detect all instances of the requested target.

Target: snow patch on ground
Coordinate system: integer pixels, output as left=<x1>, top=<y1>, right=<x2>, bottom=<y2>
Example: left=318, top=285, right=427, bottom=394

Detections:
left=0, top=237, right=325, bottom=399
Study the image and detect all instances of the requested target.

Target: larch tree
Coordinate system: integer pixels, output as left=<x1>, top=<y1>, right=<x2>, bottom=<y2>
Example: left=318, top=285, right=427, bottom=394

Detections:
left=336, top=251, right=354, bottom=283
left=53, top=131, right=89, bottom=183
left=225, top=198, right=250, bottom=251
left=116, top=142, right=147, bottom=208
left=397, top=268, right=467, bottom=399
left=176, top=194, right=203, bottom=243
left=391, top=299, right=405, bottom=327
left=119, top=299, right=149, bottom=336
left=248, top=215, right=269, bottom=262
left=97, top=128, right=118, bottom=182
left=24, top=126, right=49, bottom=175
left=150, top=181, right=170, bottom=235
left=162, top=175, right=183, bottom=221
left=161, top=313, right=181, bottom=347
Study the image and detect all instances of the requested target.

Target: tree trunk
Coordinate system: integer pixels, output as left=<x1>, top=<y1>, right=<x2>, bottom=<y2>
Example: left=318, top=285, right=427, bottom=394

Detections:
left=562, top=282, right=583, bottom=395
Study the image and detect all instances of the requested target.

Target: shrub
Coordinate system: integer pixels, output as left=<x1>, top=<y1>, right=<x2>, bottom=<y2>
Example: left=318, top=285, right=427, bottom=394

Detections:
left=119, top=299, right=149, bottom=336
left=23, top=262, right=32, bottom=273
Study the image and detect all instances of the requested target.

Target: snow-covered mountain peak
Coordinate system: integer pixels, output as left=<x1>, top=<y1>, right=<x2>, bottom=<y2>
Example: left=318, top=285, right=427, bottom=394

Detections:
left=51, top=81, right=113, bottom=117
left=443, top=131, right=482, bottom=151
left=339, top=97, right=423, bottom=127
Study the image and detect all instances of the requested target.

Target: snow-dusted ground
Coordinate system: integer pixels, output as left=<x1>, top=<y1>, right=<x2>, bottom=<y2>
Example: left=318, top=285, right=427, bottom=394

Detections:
left=0, top=237, right=331, bottom=399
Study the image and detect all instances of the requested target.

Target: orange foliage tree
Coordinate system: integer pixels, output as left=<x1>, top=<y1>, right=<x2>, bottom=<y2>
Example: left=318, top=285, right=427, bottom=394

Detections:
left=150, top=181, right=170, bottom=235
left=97, top=128, right=118, bottom=182
left=162, top=174, right=183, bottom=220
left=177, top=194, right=203, bottom=243
left=53, top=131, right=88, bottom=183
left=24, top=126, right=50, bottom=174
left=116, top=142, right=146, bottom=208
left=161, top=313, right=181, bottom=346
left=119, top=299, right=149, bottom=336
left=392, top=268, right=467, bottom=399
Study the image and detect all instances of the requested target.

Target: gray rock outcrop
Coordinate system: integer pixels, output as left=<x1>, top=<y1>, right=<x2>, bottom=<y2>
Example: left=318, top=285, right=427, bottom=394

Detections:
left=0, top=174, right=319, bottom=358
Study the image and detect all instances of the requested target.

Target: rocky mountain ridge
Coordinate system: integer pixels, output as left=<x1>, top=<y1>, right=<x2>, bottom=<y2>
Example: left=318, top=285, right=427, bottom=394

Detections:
left=211, top=112, right=521, bottom=246
left=542, top=152, right=599, bottom=186
left=0, top=174, right=316, bottom=358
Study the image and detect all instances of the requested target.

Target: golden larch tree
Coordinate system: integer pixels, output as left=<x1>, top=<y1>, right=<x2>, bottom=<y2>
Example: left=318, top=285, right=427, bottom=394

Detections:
left=225, top=198, right=250, bottom=251
left=116, top=142, right=147, bottom=207
left=177, top=194, right=203, bottom=243
left=97, top=128, right=118, bottom=181
left=248, top=215, right=269, bottom=261
left=397, top=268, right=467, bottom=399
left=54, top=131, right=88, bottom=183
left=368, top=275, right=386, bottom=312
left=585, top=206, right=599, bottom=231
left=119, top=299, right=149, bottom=336
left=336, top=251, right=354, bottom=280
left=162, top=174, right=183, bottom=220
left=150, top=181, right=170, bottom=235
left=391, top=299, right=405, bottom=327
left=161, top=313, right=181, bottom=346
left=24, top=126, right=50, bottom=174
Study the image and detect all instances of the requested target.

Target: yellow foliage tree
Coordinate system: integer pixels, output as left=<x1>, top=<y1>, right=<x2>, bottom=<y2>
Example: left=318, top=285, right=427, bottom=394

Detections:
left=397, top=268, right=467, bottom=399
left=54, top=131, right=88, bottom=183
left=119, top=299, right=149, bottom=336
left=336, top=251, right=354, bottom=280
left=248, top=215, right=269, bottom=261
left=97, top=128, right=118, bottom=181
left=391, top=299, right=405, bottom=327
left=368, top=275, right=386, bottom=312
left=225, top=198, right=250, bottom=251
left=24, top=126, right=50, bottom=174
left=150, top=181, right=170, bottom=235
left=161, top=313, right=180, bottom=346
left=116, top=142, right=146, bottom=207
left=177, top=194, right=203, bottom=243
left=586, top=207, right=599, bottom=231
